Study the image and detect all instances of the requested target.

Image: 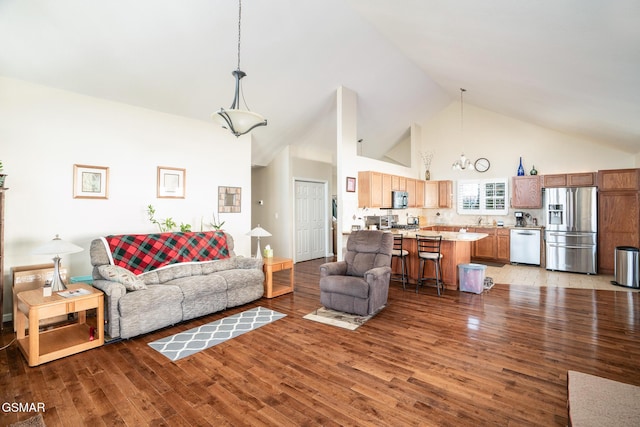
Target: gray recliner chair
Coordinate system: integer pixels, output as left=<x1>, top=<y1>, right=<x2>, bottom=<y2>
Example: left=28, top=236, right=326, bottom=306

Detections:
left=319, top=230, right=393, bottom=316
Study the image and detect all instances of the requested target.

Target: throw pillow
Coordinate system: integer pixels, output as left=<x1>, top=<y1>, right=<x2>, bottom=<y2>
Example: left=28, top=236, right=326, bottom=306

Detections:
left=98, top=265, right=147, bottom=291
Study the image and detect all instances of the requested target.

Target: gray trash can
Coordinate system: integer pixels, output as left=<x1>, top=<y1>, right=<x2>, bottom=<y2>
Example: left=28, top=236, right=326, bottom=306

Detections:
left=612, top=246, right=639, bottom=288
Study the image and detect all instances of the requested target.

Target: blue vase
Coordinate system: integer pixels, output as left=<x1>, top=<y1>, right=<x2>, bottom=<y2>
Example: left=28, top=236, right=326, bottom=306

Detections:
left=517, top=157, right=525, bottom=176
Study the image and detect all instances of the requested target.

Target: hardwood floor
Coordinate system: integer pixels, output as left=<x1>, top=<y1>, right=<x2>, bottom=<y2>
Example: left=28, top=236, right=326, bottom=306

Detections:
left=1, top=258, right=639, bottom=426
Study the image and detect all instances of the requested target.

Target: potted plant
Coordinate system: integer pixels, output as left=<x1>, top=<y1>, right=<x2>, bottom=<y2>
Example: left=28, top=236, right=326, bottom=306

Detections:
left=0, top=160, right=6, bottom=187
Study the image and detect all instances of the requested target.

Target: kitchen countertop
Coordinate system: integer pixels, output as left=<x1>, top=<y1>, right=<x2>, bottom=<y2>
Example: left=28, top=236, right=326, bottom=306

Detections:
left=342, top=229, right=488, bottom=241
left=430, top=224, right=544, bottom=230
left=391, top=229, right=489, bottom=241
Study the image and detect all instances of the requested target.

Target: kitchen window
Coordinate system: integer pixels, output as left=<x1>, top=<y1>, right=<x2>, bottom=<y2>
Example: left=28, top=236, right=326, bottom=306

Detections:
left=457, top=178, right=508, bottom=215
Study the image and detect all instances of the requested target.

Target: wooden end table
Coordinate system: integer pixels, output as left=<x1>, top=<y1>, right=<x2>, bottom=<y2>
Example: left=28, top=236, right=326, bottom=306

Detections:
left=263, top=256, right=294, bottom=298
left=15, top=283, right=104, bottom=366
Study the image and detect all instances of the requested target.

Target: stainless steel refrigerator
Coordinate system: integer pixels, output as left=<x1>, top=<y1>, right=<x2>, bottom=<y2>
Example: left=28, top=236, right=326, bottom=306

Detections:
left=544, top=187, right=597, bottom=274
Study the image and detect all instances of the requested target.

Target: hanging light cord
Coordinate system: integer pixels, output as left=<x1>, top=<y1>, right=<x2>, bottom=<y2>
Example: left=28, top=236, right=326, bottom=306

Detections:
left=460, top=88, right=466, bottom=133
left=236, top=0, right=242, bottom=71
left=236, top=0, right=253, bottom=111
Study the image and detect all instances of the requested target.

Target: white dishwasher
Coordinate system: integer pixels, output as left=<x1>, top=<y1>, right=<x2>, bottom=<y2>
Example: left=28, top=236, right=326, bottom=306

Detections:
left=510, top=228, right=541, bottom=265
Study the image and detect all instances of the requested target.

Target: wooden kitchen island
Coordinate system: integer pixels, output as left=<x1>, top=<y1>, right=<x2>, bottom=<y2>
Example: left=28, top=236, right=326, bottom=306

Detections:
left=391, top=230, right=488, bottom=291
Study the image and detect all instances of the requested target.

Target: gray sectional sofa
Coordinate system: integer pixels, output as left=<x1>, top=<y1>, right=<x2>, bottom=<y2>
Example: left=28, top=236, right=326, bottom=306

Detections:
left=90, top=232, right=264, bottom=339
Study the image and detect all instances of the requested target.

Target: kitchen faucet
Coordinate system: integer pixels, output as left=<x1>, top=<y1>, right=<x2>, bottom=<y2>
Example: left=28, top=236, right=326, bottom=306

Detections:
left=477, top=216, right=483, bottom=225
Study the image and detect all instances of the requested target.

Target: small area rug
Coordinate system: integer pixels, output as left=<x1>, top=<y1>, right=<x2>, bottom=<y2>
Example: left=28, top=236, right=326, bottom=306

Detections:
left=303, top=306, right=383, bottom=330
left=9, top=413, right=46, bottom=427
left=568, top=370, right=640, bottom=426
left=149, top=307, right=285, bottom=361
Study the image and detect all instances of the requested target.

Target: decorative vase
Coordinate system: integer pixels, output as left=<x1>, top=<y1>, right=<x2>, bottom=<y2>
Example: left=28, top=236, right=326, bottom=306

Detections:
left=517, top=157, right=525, bottom=176
left=530, top=165, right=538, bottom=176
left=425, top=170, right=431, bottom=181
left=0, top=174, right=6, bottom=187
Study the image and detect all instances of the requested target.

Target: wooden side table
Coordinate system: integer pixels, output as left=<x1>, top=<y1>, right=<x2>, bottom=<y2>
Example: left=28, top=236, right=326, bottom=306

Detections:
left=262, top=256, right=294, bottom=298
left=15, top=283, right=104, bottom=366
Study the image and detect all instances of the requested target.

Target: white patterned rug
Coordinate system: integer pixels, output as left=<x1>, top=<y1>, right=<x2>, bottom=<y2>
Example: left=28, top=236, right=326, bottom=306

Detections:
left=148, top=307, right=286, bottom=361
left=303, top=306, right=383, bottom=330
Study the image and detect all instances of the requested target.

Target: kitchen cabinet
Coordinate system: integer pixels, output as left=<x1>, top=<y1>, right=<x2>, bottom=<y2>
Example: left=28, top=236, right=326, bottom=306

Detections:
left=496, top=228, right=510, bottom=263
left=424, top=180, right=453, bottom=208
left=406, top=178, right=417, bottom=207
left=470, top=227, right=496, bottom=260
left=382, top=174, right=392, bottom=208
left=598, top=168, right=640, bottom=191
left=597, top=168, right=640, bottom=275
left=392, top=175, right=406, bottom=191
left=542, top=172, right=597, bottom=188
left=512, top=176, right=542, bottom=208
left=415, top=180, right=425, bottom=208
left=358, top=171, right=427, bottom=208
left=358, top=171, right=383, bottom=208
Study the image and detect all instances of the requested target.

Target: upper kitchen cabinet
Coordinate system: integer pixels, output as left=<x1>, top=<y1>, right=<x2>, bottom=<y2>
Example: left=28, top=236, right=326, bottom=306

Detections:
left=424, top=180, right=453, bottom=209
left=543, top=172, right=597, bottom=188
left=358, top=171, right=427, bottom=208
left=358, top=171, right=383, bottom=208
left=512, top=176, right=542, bottom=208
left=392, top=175, right=406, bottom=191
left=382, top=174, right=392, bottom=208
left=415, top=180, right=426, bottom=208
left=597, top=168, right=640, bottom=191
left=406, top=179, right=417, bottom=207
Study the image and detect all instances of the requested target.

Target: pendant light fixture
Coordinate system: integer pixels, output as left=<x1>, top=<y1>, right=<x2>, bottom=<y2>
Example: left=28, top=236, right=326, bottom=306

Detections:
left=452, top=88, right=474, bottom=171
left=212, top=0, right=267, bottom=137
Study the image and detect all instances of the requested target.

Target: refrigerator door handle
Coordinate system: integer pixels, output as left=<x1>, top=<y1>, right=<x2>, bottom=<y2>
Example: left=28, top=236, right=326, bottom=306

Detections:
left=548, top=244, right=595, bottom=249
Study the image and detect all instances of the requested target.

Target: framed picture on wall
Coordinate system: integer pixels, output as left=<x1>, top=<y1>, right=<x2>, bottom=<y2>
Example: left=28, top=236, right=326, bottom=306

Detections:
left=218, top=186, right=241, bottom=213
left=73, top=164, right=109, bottom=199
left=157, top=166, right=186, bottom=198
left=346, top=176, right=356, bottom=192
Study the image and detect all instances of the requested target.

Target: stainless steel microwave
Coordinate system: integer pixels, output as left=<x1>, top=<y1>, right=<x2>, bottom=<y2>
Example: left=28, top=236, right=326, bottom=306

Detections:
left=392, top=191, right=408, bottom=209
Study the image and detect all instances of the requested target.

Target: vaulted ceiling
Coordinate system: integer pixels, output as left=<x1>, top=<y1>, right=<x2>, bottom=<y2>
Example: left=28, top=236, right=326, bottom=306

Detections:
left=1, top=0, right=638, bottom=166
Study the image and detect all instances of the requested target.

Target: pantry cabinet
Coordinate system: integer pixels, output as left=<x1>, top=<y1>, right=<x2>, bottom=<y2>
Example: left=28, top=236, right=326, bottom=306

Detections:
left=597, top=168, right=640, bottom=275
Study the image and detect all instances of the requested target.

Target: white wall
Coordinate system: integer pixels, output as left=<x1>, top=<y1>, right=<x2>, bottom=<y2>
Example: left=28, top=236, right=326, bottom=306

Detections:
left=417, top=101, right=635, bottom=226
left=1, top=77, right=253, bottom=322
left=420, top=101, right=634, bottom=181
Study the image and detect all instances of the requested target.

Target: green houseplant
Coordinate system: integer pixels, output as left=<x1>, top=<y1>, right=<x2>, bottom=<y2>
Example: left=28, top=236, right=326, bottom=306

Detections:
left=147, top=204, right=191, bottom=232
left=0, top=161, right=6, bottom=187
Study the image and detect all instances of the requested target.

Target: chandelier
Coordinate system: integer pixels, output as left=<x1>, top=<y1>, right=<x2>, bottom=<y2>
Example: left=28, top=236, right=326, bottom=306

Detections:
left=212, top=0, right=267, bottom=137
left=452, top=88, right=474, bottom=171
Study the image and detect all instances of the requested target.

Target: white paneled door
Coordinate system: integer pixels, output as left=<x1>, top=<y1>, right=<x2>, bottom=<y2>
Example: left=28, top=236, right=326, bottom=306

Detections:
left=295, top=180, right=327, bottom=262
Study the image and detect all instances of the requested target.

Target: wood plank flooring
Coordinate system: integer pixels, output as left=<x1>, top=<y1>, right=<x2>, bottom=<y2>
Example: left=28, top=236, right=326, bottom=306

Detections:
left=1, top=258, right=639, bottom=426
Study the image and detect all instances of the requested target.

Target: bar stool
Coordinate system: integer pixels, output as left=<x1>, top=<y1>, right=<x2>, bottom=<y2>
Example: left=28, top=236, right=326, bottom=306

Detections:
left=391, top=234, right=409, bottom=290
left=416, top=235, right=443, bottom=296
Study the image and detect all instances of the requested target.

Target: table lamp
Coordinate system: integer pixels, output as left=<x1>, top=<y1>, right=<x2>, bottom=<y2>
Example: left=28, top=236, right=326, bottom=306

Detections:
left=247, top=224, right=271, bottom=261
left=32, top=234, right=84, bottom=292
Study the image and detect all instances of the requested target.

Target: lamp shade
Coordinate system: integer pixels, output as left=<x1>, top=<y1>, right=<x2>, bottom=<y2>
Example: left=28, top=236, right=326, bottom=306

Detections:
left=32, top=235, right=83, bottom=256
left=213, top=109, right=268, bottom=137
left=247, top=225, right=272, bottom=237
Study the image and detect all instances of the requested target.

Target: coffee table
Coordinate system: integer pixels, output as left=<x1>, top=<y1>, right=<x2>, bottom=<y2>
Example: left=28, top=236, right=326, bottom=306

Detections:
left=15, top=283, right=104, bottom=366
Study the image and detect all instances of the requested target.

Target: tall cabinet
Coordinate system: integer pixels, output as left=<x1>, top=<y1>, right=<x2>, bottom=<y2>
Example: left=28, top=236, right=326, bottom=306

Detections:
left=597, top=169, right=640, bottom=275
left=0, top=188, right=6, bottom=331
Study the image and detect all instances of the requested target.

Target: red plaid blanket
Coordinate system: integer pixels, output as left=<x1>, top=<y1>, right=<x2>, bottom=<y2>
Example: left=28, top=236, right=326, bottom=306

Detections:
left=104, top=231, right=230, bottom=275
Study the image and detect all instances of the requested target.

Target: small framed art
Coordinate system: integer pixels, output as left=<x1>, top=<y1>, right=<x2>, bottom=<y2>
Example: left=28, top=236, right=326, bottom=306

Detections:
left=73, top=164, right=109, bottom=199
left=346, top=176, right=356, bottom=192
left=218, top=186, right=241, bottom=213
left=157, top=166, right=185, bottom=199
